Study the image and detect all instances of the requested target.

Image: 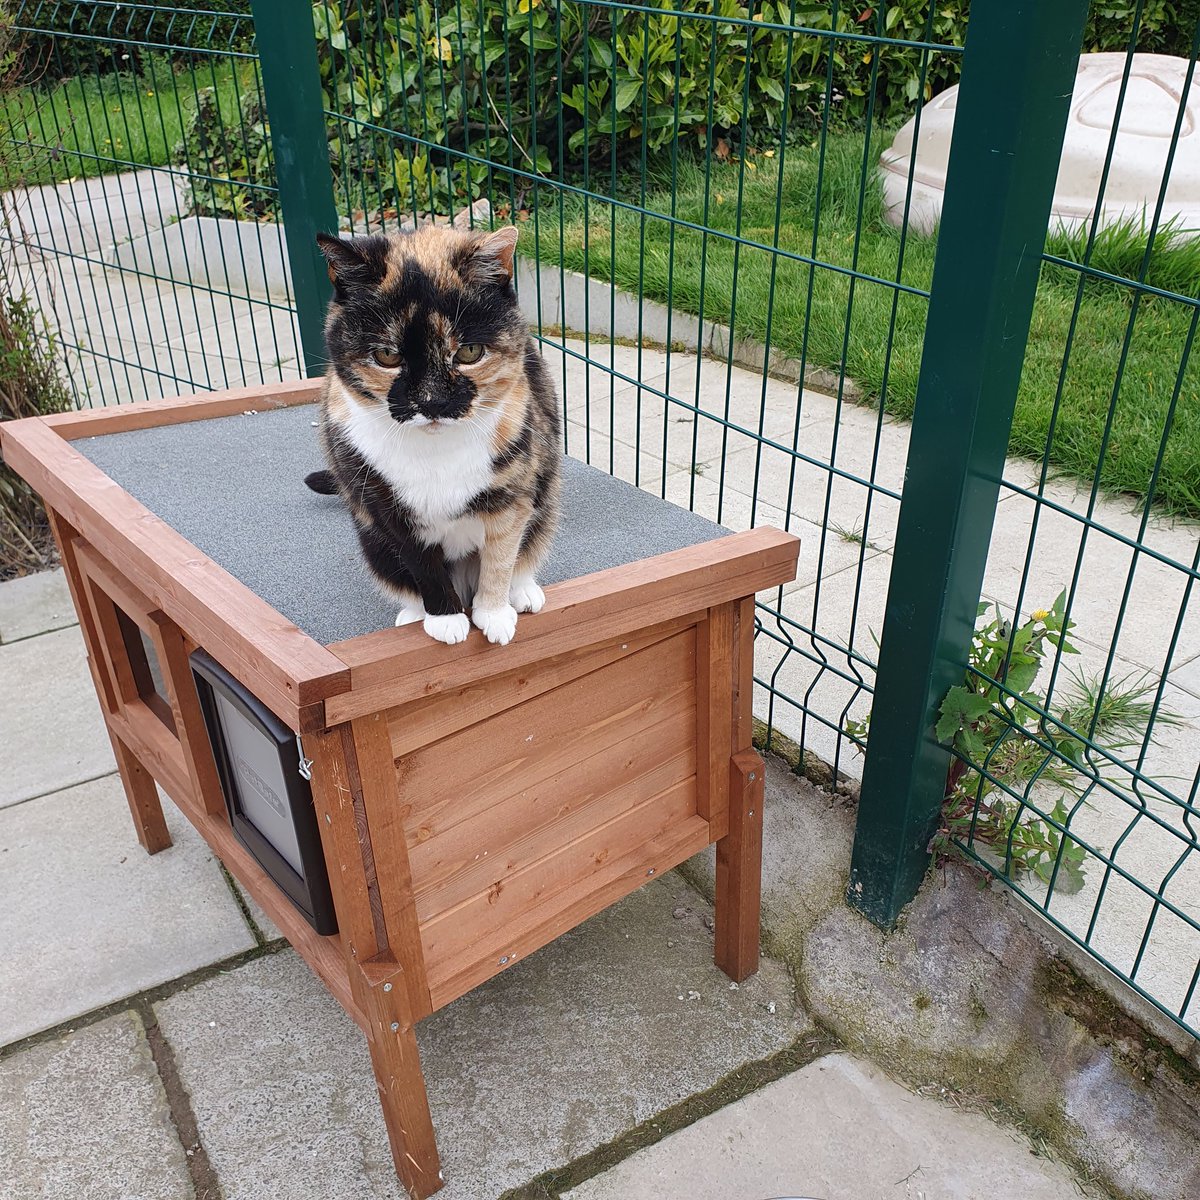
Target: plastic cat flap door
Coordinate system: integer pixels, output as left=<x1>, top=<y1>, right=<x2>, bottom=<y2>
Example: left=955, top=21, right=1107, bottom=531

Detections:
left=190, top=648, right=337, bottom=935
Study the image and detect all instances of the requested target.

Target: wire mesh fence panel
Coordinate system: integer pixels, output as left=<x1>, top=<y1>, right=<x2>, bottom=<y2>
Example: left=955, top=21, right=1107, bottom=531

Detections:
left=4, top=0, right=1198, bottom=1039
left=313, top=0, right=960, bottom=789
left=934, top=16, right=1200, bottom=1037
left=1, top=0, right=303, bottom=406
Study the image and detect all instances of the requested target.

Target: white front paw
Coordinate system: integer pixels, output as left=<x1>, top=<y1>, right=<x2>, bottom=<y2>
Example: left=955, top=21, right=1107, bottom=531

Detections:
left=423, top=612, right=471, bottom=645
left=509, top=577, right=545, bottom=614
left=472, top=603, right=519, bottom=645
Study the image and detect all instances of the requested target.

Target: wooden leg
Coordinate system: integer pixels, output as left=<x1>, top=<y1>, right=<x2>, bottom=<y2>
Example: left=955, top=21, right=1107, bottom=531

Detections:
left=714, top=749, right=764, bottom=982
left=45, top=510, right=172, bottom=854
left=309, top=726, right=442, bottom=1196
left=361, top=962, right=442, bottom=1199
left=111, top=732, right=173, bottom=854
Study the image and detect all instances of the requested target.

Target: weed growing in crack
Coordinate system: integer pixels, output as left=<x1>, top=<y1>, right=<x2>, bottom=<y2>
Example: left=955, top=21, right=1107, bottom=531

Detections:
left=845, top=592, right=1180, bottom=891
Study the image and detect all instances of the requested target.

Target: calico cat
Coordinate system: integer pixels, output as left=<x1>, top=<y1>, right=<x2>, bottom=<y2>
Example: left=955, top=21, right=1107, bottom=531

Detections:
left=304, top=222, right=561, bottom=646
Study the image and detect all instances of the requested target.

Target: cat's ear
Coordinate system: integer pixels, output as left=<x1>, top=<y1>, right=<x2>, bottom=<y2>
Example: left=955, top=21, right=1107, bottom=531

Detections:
left=460, top=225, right=519, bottom=286
left=316, top=232, right=380, bottom=295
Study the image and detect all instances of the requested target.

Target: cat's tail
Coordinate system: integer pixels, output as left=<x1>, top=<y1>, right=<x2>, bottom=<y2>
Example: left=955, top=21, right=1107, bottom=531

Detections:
left=304, top=469, right=338, bottom=495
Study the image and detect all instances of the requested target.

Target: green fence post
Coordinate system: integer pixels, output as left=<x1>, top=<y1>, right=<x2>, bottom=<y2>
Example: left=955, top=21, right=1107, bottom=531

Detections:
left=251, top=0, right=338, bottom=376
left=846, top=0, right=1091, bottom=926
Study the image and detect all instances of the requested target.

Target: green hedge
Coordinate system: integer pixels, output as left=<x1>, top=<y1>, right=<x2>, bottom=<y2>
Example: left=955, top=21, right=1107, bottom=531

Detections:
left=15, top=0, right=255, bottom=84
left=313, top=0, right=1200, bottom=213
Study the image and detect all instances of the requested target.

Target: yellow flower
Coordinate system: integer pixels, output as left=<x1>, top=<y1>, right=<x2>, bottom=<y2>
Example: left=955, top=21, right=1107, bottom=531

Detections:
left=1031, top=608, right=1050, bottom=621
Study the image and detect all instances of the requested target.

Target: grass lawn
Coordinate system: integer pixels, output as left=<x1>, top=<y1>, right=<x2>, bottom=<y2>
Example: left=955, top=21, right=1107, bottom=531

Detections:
left=0, top=56, right=256, bottom=190
left=530, top=133, right=1200, bottom=517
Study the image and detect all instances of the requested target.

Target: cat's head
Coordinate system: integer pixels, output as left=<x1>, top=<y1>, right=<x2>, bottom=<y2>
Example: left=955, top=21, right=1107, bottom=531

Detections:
left=317, top=222, right=525, bottom=427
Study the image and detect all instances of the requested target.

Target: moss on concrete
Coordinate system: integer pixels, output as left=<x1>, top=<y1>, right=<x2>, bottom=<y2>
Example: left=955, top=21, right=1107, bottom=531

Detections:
left=752, top=716, right=859, bottom=796
left=1040, top=956, right=1200, bottom=1090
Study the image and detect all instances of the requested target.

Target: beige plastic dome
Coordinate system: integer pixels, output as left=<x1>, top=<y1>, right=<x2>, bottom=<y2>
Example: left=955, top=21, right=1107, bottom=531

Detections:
left=880, top=53, right=1200, bottom=237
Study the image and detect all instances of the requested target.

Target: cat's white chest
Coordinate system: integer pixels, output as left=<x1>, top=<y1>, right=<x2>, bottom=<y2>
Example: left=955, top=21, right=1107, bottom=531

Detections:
left=342, top=402, right=494, bottom=556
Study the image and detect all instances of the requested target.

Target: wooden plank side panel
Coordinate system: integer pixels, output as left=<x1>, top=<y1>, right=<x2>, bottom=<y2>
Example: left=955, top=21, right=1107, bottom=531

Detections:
left=421, top=778, right=698, bottom=985
left=393, top=628, right=696, bottom=853
left=327, top=527, right=799, bottom=724
left=426, top=809, right=712, bottom=1010
left=414, top=728, right=695, bottom=923
left=410, top=708, right=695, bottom=913
left=388, top=614, right=698, bottom=759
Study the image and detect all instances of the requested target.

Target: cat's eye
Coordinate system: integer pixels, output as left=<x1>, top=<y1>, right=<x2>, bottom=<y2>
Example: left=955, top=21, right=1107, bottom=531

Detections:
left=373, top=348, right=402, bottom=368
left=454, top=343, right=484, bottom=365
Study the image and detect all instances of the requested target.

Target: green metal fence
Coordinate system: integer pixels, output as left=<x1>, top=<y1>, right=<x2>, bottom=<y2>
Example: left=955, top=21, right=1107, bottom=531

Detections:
left=2, top=0, right=302, bottom=404
left=3, top=0, right=1198, bottom=1039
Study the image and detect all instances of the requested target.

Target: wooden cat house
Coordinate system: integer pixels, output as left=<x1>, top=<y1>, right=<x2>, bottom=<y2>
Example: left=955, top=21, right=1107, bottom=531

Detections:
left=1, top=378, right=799, bottom=1197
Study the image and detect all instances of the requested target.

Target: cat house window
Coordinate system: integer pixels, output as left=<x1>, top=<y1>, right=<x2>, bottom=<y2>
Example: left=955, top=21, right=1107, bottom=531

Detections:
left=114, top=606, right=175, bottom=733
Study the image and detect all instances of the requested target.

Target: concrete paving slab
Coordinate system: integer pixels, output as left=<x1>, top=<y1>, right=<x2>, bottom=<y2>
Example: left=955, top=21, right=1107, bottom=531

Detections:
left=564, top=1053, right=1094, bottom=1200
left=984, top=479, right=1200, bottom=675
left=540, top=336, right=670, bottom=404
left=85, top=275, right=242, bottom=346
left=0, top=1010, right=192, bottom=1200
left=63, top=167, right=187, bottom=252
left=0, top=568, right=76, bottom=643
left=565, top=420, right=684, bottom=493
left=170, top=301, right=302, bottom=369
left=2, top=185, right=88, bottom=257
left=69, top=337, right=299, bottom=409
left=716, top=405, right=905, bottom=554
left=0, top=776, right=256, bottom=1045
left=109, top=215, right=291, bottom=299
left=999, top=456, right=1200, bottom=569
left=1173, top=652, right=1200, bottom=698
left=0, top=624, right=115, bottom=808
left=1041, top=679, right=1200, bottom=1030
left=562, top=349, right=821, bottom=471
left=155, top=877, right=808, bottom=1200
left=656, top=471, right=873, bottom=595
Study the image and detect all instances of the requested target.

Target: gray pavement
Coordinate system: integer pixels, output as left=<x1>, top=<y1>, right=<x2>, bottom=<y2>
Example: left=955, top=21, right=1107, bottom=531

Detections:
left=1, top=1012, right=192, bottom=1200
left=0, top=624, right=115, bottom=807
left=564, top=1054, right=1089, bottom=1200
left=0, top=569, right=1101, bottom=1199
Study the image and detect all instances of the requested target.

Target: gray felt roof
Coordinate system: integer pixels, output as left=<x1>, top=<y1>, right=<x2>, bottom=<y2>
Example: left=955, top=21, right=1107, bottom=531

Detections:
left=77, top=403, right=727, bottom=645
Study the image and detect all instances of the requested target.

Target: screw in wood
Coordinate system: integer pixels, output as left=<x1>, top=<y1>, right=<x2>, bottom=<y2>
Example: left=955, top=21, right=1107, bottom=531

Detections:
left=390, top=1022, right=399, bottom=1032
left=749, top=772, right=757, bottom=782
left=499, top=955, right=510, bottom=965
left=383, top=982, right=392, bottom=992
left=647, top=867, right=655, bottom=876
